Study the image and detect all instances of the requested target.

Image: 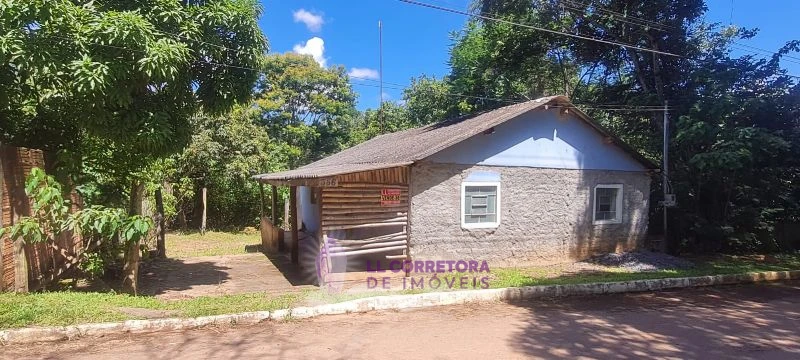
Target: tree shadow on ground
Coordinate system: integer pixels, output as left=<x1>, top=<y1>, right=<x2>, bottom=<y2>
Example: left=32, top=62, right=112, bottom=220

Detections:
left=262, top=251, right=315, bottom=287
left=260, top=232, right=319, bottom=287
left=137, top=258, right=232, bottom=297
left=507, top=281, right=800, bottom=359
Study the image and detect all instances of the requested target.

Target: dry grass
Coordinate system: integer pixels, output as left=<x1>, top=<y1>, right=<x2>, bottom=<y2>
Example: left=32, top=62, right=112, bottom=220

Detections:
left=165, top=231, right=262, bottom=258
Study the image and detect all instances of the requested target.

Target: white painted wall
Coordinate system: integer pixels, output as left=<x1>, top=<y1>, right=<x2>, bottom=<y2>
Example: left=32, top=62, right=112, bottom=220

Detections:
left=427, top=109, right=647, bottom=172
left=298, top=186, right=320, bottom=232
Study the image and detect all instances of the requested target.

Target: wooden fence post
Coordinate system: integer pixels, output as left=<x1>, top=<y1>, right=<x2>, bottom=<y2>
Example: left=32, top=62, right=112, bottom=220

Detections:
left=155, top=187, right=166, bottom=258
left=13, top=239, right=27, bottom=293
left=200, top=187, right=207, bottom=235
left=0, top=148, right=4, bottom=290
left=6, top=148, right=28, bottom=292
left=11, top=172, right=27, bottom=292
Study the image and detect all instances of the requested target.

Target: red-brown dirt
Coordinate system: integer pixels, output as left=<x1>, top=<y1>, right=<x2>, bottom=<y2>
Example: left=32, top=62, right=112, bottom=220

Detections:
left=4, top=281, right=800, bottom=359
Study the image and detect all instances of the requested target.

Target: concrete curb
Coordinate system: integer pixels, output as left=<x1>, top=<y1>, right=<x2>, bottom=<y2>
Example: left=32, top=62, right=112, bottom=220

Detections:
left=3, top=270, right=798, bottom=345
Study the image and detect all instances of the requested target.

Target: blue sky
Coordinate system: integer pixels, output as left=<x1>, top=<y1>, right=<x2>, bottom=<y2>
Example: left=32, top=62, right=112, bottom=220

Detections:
left=259, top=0, right=800, bottom=110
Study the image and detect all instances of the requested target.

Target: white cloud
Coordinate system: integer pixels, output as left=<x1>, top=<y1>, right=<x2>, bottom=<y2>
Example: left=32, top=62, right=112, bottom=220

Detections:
left=293, top=9, right=324, bottom=32
left=376, top=92, right=392, bottom=107
left=293, top=37, right=326, bottom=67
left=348, top=67, right=380, bottom=80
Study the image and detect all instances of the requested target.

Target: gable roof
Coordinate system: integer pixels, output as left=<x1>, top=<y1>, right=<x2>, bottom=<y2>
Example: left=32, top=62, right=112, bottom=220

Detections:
left=253, top=96, right=657, bottom=183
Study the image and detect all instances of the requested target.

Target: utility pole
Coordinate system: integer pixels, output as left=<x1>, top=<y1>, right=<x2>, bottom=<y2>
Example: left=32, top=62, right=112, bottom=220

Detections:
left=378, top=20, right=384, bottom=133
left=662, top=100, right=670, bottom=248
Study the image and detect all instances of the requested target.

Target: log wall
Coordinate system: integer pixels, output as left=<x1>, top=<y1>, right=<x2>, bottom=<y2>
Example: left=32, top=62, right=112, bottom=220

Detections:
left=335, top=167, right=409, bottom=185
left=321, top=184, right=409, bottom=232
left=319, top=167, right=411, bottom=262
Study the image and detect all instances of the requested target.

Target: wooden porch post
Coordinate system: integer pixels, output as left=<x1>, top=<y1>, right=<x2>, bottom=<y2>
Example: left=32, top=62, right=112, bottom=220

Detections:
left=289, top=186, right=299, bottom=264
left=259, top=183, right=265, bottom=218
left=271, top=185, right=278, bottom=223
left=318, top=188, right=329, bottom=285
left=273, top=185, right=284, bottom=252
left=405, top=166, right=412, bottom=277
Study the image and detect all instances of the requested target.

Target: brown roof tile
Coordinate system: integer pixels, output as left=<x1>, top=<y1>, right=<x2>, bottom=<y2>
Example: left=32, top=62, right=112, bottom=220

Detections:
left=253, top=96, right=656, bottom=182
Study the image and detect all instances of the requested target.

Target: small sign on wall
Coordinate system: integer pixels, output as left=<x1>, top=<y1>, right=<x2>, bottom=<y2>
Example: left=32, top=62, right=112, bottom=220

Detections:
left=380, top=188, right=401, bottom=206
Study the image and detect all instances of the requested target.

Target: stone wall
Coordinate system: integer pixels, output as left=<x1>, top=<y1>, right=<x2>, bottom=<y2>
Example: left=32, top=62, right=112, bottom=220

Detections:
left=409, top=162, right=651, bottom=266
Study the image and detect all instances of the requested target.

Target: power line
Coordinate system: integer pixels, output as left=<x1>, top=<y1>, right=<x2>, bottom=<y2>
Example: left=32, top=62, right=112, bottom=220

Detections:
left=557, top=0, right=674, bottom=32
left=731, top=42, right=800, bottom=64
left=555, top=0, right=800, bottom=65
left=558, top=2, right=669, bottom=33
left=351, top=81, right=673, bottom=111
left=44, top=32, right=791, bottom=111
left=560, top=0, right=676, bottom=30
left=405, top=0, right=800, bottom=79
left=553, top=0, right=800, bottom=66
left=103, top=2, right=799, bottom=82
left=398, top=0, right=682, bottom=57
left=452, top=0, right=800, bottom=69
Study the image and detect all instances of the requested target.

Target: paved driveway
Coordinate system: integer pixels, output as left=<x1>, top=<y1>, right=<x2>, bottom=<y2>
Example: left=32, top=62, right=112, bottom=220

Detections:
left=5, top=281, right=800, bottom=359
left=138, top=253, right=315, bottom=299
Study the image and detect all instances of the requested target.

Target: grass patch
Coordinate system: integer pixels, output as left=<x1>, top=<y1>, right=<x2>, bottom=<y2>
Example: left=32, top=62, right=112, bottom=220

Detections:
left=0, top=291, right=302, bottom=329
left=490, top=254, right=800, bottom=288
left=176, top=292, right=302, bottom=318
left=2, top=253, right=799, bottom=330
left=166, top=230, right=261, bottom=258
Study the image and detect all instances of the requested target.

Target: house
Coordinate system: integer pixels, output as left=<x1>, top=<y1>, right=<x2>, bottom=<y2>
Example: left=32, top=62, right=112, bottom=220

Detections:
left=253, top=96, right=657, bottom=281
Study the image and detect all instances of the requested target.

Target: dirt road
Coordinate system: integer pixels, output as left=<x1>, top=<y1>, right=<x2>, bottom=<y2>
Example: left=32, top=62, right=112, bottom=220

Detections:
left=5, top=282, right=800, bottom=359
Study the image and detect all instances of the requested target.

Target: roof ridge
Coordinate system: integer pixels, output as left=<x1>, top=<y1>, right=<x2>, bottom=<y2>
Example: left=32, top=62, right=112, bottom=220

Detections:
left=252, top=95, right=656, bottom=182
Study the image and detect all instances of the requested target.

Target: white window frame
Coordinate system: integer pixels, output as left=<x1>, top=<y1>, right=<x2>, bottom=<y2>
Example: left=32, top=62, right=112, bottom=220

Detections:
left=593, top=184, right=624, bottom=225
left=461, top=181, right=501, bottom=229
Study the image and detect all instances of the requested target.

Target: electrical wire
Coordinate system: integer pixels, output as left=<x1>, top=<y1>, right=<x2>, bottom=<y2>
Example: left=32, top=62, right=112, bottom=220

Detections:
left=401, top=0, right=800, bottom=79
left=397, top=0, right=682, bottom=57
left=556, top=0, right=676, bottom=31
left=555, top=1, right=672, bottom=33
left=550, top=0, right=800, bottom=66
left=42, top=33, right=671, bottom=111
left=38, top=33, right=779, bottom=111
left=353, top=81, right=672, bottom=111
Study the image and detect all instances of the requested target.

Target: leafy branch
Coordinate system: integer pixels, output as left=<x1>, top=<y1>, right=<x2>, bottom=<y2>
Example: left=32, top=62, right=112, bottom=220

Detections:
left=0, top=168, right=153, bottom=280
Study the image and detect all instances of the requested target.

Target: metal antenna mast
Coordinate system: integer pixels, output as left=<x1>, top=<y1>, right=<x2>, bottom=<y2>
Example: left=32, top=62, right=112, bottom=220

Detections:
left=663, top=100, right=671, bottom=249
left=379, top=20, right=384, bottom=133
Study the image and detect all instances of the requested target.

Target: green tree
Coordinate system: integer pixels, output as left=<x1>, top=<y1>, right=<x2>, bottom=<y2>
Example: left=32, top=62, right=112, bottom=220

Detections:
left=0, top=0, right=268, bottom=171
left=255, top=53, right=357, bottom=168
left=403, top=75, right=460, bottom=125
left=0, top=168, right=152, bottom=285
left=174, top=106, right=285, bottom=229
left=347, top=102, right=411, bottom=145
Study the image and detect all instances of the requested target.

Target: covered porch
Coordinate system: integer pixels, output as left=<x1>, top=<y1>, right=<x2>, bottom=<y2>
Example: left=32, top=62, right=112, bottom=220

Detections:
left=253, top=164, right=412, bottom=285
